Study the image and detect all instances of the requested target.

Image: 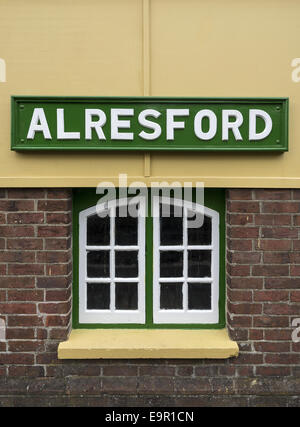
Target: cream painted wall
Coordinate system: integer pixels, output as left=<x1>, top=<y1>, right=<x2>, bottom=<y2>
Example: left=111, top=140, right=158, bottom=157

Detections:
left=0, top=0, right=299, bottom=187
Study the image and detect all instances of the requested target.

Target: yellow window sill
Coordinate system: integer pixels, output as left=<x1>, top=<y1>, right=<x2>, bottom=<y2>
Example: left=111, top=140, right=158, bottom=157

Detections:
left=58, top=328, right=239, bottom=359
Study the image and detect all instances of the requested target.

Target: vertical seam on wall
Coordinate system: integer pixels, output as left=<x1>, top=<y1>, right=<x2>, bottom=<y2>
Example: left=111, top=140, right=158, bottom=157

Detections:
left=143, top=0, right=151, bottom=177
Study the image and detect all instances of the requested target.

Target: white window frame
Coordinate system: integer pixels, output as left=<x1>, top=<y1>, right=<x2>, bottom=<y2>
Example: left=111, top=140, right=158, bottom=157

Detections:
left=152, top=196, right=219, bottom=324
left=79, top=196, right=146, bottom=324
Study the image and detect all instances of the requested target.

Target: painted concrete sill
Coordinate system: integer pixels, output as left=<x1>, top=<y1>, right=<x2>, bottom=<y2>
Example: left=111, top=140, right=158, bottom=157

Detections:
left=58, top=328, right=239, bottom=359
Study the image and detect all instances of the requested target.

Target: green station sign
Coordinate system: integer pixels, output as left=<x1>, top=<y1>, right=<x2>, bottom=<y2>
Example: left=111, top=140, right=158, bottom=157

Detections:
left=11, top=96, right=288, bottom=151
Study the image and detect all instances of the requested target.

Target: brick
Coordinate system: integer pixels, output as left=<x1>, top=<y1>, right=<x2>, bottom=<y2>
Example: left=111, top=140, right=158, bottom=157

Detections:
left=228, top=252, right=261, bottom=264
left=253, top=316, right=290, bottom=328
left=228, top=201, right=260, bottom=213
left=7, top=315, right=44, bottom=327
left=0, top=225, right=35, bottom=237
left=228, top=227, right=259, bottom=238
left=7, top=238, right=43, bottom=250
left=7, top=290, right=44, bottom=302
left=47, top=189, right=71, bottom=199
left=139, top=365, right=175, bottom=377
left=8, top=264, right=44, bottom=276
left=262, top=201, right=300, bottom=213
left=8, top=366, right=45, bottom=377
left=254, top=342, right=290, bottom=353
left=6, top=328, right=35, bottom=340
left=37, top=276, right=71, bottom=289
left=227, top=214, right=253, bottom=225
left=7, top=212, right=44, bottom=225
left=262, top=252, right=291, bottom=264
left=103, top=365, right=138, bottom=376
left=0, top=251, right=35, bottom=263
left=228, top=302, right=262, bottom=315
left=8, top=340, right=44, bottom=352
left=44, top=238, right=71, bottom=250
left=290, top=265, right=300, bottom=276
left=265, top=277, right=300, bottom=289
left=0, top=200, right=34, bottom=211
left=45, top=263, right=72, bottom=276
left=7, top=189, right=46, bottom=199
left=253, top=290, right=289, bottom=302
left=0, top=277, right=35, bottom=289
left=102, top=377, right=138, bottom=394
left=46, top=213, right=71, bottom=224
left=255, top=214, right=292, bottom=226
left=229, top=315, right=252, bottom=328
left=0, top=303, right=36, bottom=314
left=291, top=291, right=300, bottom=302
left=228, top=277, right=263, bottom=290
left=252, top=265, right=289, bottom=276
left=38, top=302, right=70, bottom=314
left=227, top=239, right=252, bottom=251
left=264, top=329, right=293, bottom=340
left=227, top=265, right=250, bottom=276
left=36, top=251, right=70, bottom=263
left=0, top=213, right=6, bottom=224
left=261, top=227, right=298, bottom=239
left=255, top=239, right=292, bottom=251
left=227, top=189, right=253, bottom=200
left=265, top=354, right=300, bottom=364
left=264, top=303, right=300, bottom=315
left=254, top=189, right=292, bottom=200
left=227, top=289, right=252, bottom=302
left=45, top=288, right=71, bottom=301
left=37, top=225, right=70, bottom=237
left=0, top=353, right=34, bottom=365
left=37, top=200, right=71, bottom=212
left=256, top=367, right=291, bottom=376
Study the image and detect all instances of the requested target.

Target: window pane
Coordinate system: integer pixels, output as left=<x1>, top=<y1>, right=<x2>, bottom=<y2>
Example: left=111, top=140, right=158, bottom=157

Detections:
left=188, top=283, right=211, bottom=310
left=188, top=250, right=211, bottom=277
left=115, top=250, right=138, bottom=278
left=87, top=283, right=110, bottom=309
left=115, top=206, right=138, bottom=246
left=160, top=283, right=183, bottom=309
left=87, top=213, right=110, bottom=246
left=115, top=282, right=138, bottom=310
left=160, top=251, right=183, bottom=277
left=160, top=204, right=183, bottom=245
left=188, top=215, right=211, bottom=246
left=87, top=251, right=110, bottom=278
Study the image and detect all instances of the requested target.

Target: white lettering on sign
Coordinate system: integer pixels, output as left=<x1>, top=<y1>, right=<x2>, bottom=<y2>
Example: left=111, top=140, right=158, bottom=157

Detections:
left=111, top=109, right=134, bottom=140
left=194, top=109, right=217, bottom=140
left=138, top=109, right=161, bottom=140
left=85, top=109, right=106, bottom=140
left=27, top=108, right=52, bottom=139
left=25, top=108, right=273, bottom=142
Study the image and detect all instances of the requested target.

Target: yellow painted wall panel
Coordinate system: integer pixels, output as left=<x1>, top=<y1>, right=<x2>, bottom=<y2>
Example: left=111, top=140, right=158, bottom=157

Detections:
left=0, top=0, right=300, bottom=187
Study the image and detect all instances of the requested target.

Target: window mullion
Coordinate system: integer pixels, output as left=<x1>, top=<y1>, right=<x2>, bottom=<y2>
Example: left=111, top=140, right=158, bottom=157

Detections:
left=110, top=206, right=115, bottom=312
left=183, top=207, right=188, bottom=312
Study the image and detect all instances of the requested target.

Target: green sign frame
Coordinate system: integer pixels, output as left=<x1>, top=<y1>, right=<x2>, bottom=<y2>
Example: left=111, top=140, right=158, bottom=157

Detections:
left=11, top=96, right=288, bottom=151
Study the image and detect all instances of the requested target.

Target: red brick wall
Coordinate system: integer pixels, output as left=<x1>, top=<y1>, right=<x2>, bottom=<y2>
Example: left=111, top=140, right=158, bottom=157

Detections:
left=0, top=188, right=299, bottom=406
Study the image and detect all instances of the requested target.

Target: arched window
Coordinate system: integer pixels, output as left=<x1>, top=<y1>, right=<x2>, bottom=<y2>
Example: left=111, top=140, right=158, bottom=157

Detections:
left=75, top=190, right=224, bottom=328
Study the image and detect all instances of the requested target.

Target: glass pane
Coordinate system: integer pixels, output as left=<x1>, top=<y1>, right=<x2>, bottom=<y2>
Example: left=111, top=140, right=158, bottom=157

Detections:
left=87, top=213, right=110, bottom=246
left=188, top=250, right=211, bottom=277
left=87, top=283, right=110, bottom=309
left=188, top=215, right=211, bottom=246
left=115, top=206, right=138, bottom=246
left=188, top=283, right=211, bottom=310
left=115, top=250, right=138, bottom=278
left=160, top=203, right=183, bottom=245
left=160, top=283, right=183, bottom=309
left=160, top=251, right=183, bottom=278
left=115, top=282, right=138, bottom=310
left=87, top=251, right=110, bottom=278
